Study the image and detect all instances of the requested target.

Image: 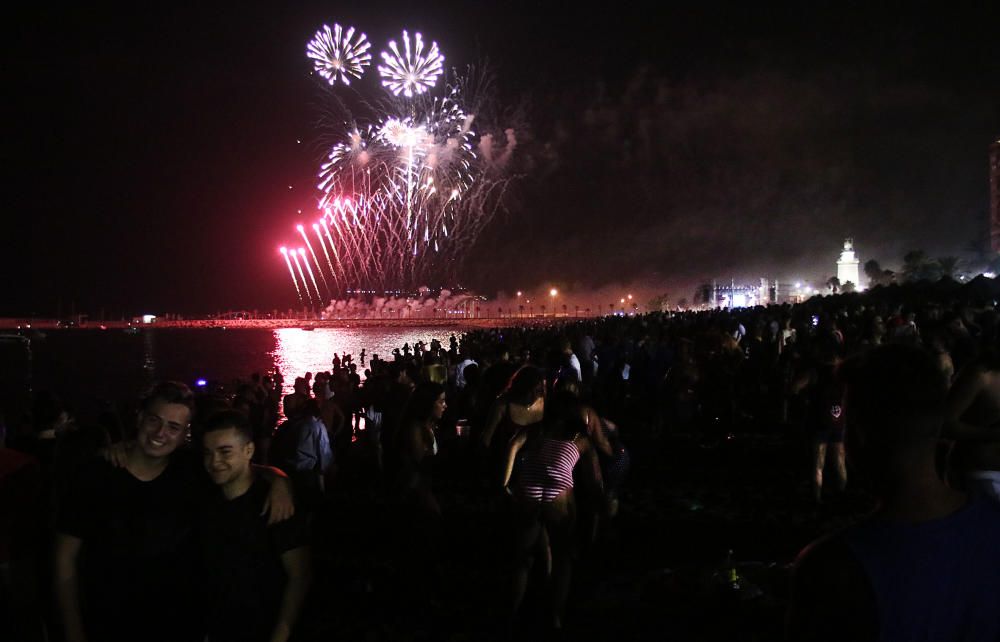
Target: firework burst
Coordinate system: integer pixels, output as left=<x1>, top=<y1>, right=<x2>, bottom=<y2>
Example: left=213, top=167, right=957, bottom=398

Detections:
left=378, top=30, right=444, bottom=97
left=306, top=24, right=371, bottom=86
left=278, top=26, right=516, bottom=304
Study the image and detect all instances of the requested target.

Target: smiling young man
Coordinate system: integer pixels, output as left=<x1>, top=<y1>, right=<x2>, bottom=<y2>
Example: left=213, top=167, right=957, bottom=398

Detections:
left=53, top=383, right=296, bottom=642
left=199, top=410, right=311, bottom=642
left=54, top=382, right=204, bottom=642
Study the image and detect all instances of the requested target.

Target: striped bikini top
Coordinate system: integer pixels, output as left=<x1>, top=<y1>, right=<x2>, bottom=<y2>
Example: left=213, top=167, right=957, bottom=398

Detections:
left=515, top=437, right=580, bottom=503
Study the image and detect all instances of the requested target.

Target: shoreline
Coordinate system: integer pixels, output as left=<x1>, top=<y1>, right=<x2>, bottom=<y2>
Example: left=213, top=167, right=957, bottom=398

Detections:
left=0, top=316, right=580, bottom=331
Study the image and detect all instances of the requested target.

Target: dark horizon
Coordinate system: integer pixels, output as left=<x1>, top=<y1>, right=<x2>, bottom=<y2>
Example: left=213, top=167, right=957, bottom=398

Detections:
left=11, top=2, right=1000, bottom=317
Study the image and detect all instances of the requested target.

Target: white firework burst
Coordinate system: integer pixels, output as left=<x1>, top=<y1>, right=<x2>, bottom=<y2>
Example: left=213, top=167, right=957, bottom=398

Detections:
left=378, top=30, right=444, bottom=97
left=379, top=117, right=430, bottom=149
left=306, top=24, right=371, bottom=86
left=288, top=35, right=516, bottom=295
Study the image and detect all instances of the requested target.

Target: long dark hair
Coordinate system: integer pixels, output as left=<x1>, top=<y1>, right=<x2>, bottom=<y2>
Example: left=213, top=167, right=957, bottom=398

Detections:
left=540, top=389, right=585, bottom=441
left=504, top=366, right=544, bottom=405
left=401, top=382, right=445, bottom=426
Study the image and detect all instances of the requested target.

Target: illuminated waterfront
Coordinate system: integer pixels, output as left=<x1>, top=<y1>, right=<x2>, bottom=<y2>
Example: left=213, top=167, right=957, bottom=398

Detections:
left=27, top=326, right=471, bottom=410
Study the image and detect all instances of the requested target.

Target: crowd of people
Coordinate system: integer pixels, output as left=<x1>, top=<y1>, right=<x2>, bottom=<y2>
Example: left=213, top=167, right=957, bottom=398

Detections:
left=2, top=278, right=1000, bottom=640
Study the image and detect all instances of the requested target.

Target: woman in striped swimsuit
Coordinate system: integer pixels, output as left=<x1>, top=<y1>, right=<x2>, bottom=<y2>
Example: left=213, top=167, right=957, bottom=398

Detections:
left=502, top=390, right=602, bottom=629
left=482, top=366, right=546, bottom=484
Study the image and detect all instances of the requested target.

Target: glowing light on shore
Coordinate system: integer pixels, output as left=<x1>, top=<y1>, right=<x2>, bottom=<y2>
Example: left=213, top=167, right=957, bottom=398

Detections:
left=306, top=24, right=371, bottom=86
left=378, top=30, right=443, bottom=97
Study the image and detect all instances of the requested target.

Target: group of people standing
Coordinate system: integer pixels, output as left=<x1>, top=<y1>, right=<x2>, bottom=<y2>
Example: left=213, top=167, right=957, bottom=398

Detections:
left=3, top=281, right=1000, bottom=639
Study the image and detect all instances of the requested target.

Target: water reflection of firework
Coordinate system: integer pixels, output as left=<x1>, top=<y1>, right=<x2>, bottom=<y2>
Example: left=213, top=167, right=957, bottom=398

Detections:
left=279, top=24, right=516, bottom=303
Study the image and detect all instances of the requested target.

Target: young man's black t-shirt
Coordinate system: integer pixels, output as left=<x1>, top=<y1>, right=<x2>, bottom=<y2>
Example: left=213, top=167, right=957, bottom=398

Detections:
left=56, top=452, right=203, bottom=642
left=198, top=475, right=307, bottom=642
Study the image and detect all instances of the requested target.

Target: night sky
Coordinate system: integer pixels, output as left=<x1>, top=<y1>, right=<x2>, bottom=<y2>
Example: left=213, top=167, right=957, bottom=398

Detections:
left=9, top=2, right=1000, bottom=316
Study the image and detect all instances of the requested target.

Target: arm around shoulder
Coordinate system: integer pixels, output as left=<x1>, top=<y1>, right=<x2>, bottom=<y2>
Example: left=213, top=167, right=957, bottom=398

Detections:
left=254, top=465, right=296, bottom=525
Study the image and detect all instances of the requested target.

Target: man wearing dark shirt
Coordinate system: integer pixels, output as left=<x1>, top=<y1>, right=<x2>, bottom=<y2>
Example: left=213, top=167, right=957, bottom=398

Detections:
left=200, top=410, right=311, bottom=642
left=54, top=383, right=297, bottom=642
left=54, top=382, right=202, bottom=642
left=787, top=345, right=1000, bottom=641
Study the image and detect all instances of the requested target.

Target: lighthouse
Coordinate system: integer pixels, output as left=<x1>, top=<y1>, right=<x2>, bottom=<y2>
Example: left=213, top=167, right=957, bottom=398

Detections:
left=837, top=238, right=860, bottom=289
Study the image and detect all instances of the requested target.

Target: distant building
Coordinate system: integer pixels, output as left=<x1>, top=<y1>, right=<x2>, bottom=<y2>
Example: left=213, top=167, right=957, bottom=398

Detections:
left=710, top=279, right=778, bottom=308
left=991, top=139, right=1000, bottom=252
left=837, top=238, right=860, bottom=289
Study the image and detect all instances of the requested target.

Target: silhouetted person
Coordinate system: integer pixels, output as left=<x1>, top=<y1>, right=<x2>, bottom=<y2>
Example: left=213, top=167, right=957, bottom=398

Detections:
left=787, top=345, right=1000, bottom=642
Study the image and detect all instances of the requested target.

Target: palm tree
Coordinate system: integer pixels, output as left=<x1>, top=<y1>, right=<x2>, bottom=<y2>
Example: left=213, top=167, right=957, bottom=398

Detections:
left=864, top=259, right=883, bottom=286
left=648, top=292, right=670, bottom=311
left=826, top=276, right=841, bottom=294
left=937, top=256, right=961, bottom=279
left=902, top=250, right=926, bottom=282
left=902, top=250, right=942, bottom=283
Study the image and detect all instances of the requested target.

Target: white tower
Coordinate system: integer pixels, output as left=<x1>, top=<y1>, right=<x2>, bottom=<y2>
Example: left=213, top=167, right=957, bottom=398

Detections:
left=837, top=238, right=860, bottom=289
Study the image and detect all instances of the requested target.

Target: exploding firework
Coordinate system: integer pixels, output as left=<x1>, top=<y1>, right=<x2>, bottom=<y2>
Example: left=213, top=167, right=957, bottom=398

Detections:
left=297, top=224, right=330, bottom=296
left=298, top=248, right=322, bottom=303
left=289, top=250, right=314, bottom=306
left=378, top=30, right=444, bottom=97
left=280, top=247, right=304, bottom=304
left=309, top=83, right=493, bottom=290
left=278, top=26, right=516, bottom=304
left=306, top=24, right=371, bottom=86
